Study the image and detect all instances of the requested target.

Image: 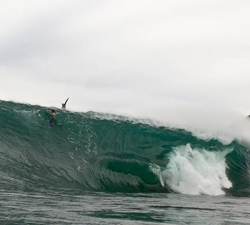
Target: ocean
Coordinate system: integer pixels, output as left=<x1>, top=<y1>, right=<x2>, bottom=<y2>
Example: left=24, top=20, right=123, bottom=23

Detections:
left=0, top=100, right=250, bottom=224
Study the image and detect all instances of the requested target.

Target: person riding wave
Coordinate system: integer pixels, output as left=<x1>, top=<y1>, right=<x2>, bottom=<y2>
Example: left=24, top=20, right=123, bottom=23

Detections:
left=50, top=109, right=55, bottom=116
left=49, top=98, right=68, bottom=126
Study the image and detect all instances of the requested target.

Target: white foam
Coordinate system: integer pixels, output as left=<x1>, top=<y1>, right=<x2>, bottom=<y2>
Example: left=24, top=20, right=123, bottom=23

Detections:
left=165, top=144, right=232, bottom=195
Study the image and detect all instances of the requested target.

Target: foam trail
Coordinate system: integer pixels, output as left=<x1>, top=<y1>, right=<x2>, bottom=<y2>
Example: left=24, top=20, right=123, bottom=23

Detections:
left=166, top=144, right=232, bottom=195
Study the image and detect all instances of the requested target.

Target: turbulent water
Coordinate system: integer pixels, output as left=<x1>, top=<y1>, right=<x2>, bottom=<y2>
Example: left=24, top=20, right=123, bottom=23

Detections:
left=1, top=100, right=250, bottom=224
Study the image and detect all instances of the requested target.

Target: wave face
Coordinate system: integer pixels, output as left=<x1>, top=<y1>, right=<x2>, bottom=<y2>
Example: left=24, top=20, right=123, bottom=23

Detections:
left=0, top=100, right=250, bottom=196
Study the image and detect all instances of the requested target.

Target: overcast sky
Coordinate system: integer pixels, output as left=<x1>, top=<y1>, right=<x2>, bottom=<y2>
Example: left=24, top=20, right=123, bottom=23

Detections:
left=1, top=0, right=250, bottom=127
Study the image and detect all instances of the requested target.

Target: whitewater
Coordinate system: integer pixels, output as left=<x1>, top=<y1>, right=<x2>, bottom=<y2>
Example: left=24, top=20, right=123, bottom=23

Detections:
left=1, top=100, right=250, bottom=224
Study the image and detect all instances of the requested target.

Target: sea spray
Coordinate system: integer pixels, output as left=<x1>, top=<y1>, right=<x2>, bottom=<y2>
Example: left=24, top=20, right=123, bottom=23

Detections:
left=165, top=144, right=232, bottom=195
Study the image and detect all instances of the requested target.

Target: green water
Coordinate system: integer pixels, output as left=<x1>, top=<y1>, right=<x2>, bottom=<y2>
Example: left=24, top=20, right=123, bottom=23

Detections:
left=1, top=100, right=250, bottom=224
left=1, top=189, right=249, bottom=225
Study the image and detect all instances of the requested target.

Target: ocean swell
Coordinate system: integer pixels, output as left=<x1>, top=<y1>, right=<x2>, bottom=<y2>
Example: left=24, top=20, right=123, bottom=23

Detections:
left=0, top=100, right=250, bottom=196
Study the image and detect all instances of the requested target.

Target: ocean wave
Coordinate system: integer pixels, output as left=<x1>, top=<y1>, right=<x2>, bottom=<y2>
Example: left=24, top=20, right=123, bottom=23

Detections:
left=0, top=100, right=250, bottom=196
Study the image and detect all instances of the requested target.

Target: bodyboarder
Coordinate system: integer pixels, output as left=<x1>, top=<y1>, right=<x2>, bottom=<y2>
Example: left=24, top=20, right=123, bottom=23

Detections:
left=49, top=109, right=56, bottom=126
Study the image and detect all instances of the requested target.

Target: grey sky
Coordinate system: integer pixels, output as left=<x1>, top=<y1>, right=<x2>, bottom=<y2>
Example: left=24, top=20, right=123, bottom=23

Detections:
left=1, top=0, right=250, bottom=127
